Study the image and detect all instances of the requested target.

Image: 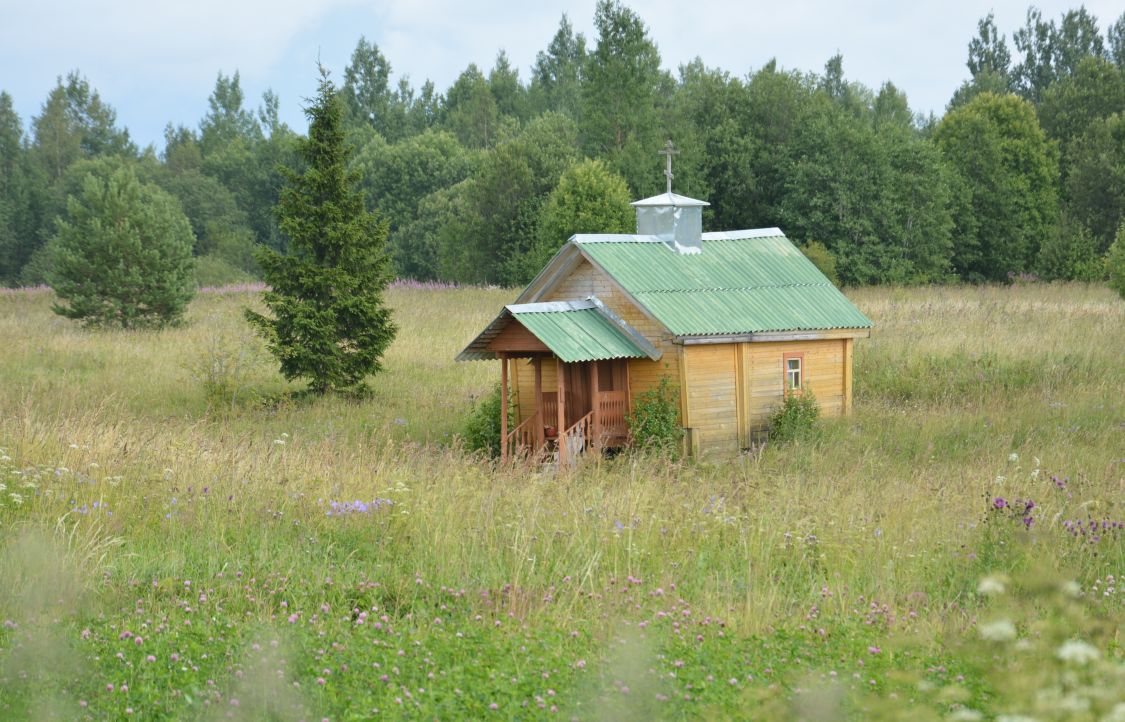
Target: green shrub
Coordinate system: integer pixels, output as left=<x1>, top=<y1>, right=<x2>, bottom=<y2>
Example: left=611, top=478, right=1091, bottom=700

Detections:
left=768, top=387, right=820, bottom=443
left=626, top=376, right=682, bottom=458
left=1107, top=223, right=1125, bottom=299
left=462, top=384, right=511, bottom=458
left=1037, top=218, right=1103, bottom=282
left=800, top=240, right=839, bottom=286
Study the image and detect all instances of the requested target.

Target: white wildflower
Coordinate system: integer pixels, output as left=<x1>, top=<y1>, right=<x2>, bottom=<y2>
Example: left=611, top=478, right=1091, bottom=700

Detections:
left=0, top=455, right=10, bottom=462
left=978, top=619, right=1017, bottom=642
left=273, top=439, right=285, bottom=445
left=1061, top=580, right=1082, bottom=597
left=1056, top=695, right=1090, bottom=713
left=9, top=493, right=23, bottom=505
left=995, top=475, right=1006, bottom=484
left=977, top=575, right=1008, bottom=596
left=1008, top=452, right=1019, bottom=462
left=0, top=483, right=6, bottom=491
left=1056, top=639, right=1100, bottom=665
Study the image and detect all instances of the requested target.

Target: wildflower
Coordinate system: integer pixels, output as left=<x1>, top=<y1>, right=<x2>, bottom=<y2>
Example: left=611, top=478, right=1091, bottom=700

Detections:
left=992, top=497, right=1008, bottom=509
left=977, top=575, right=1007, bottom=596
left=978, top=619, right=1016, bottom=641
left=1056, top=639, right=1100, bottom=665
left=1008, top=453, right=1019, bottom=462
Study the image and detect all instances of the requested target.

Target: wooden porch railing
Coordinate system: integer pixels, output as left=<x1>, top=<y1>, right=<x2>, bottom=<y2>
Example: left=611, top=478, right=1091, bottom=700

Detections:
left=597, top=390, right=628, bottom=442
left=559, top=410, right=594, bottom=466
left=504, top=414, right=540, bottom=461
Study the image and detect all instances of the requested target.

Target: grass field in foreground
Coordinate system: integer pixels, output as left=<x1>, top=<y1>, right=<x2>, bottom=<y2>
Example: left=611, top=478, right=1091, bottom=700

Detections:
left=0, top=281, right=1123, bottom=721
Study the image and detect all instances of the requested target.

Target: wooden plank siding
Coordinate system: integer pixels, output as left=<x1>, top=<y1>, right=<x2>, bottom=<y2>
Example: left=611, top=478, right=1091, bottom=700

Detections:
left=685, top=338, right=848, bottom=454
left=683, top=344, right=740, bottom=454
left=744, top=339, right=846, bottom=433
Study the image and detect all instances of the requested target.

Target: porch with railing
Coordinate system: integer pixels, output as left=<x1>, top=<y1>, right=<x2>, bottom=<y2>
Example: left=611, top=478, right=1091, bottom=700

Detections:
left=502, top=387, right=631, bottom=465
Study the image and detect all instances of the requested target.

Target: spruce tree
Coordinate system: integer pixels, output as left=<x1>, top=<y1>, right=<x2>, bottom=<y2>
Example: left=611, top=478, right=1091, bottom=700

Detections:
left=247, top=69, right=397, bottom=395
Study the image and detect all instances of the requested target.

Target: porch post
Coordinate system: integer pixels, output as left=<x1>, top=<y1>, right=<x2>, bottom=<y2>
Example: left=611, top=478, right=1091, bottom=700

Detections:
left=534, top=356, right=543, bottom=449
left=500, top=353, right=508, bottom=463
left=556, top=356, right=567, bottom=467
left=590, top=361, right=601, bottom=451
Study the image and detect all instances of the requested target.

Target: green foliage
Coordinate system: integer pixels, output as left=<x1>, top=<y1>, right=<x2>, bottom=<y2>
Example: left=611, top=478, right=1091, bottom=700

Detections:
left=626, top=376, right=682, bottom=458
left=1, top=3, right=1121, bottom=292
left=522, top=159, right=633, bottom=277
left=1038, top=56, right=1125, bottom=173
left=194, top=254, right=254, bottom=288
left=153, top=169, right=250, bottom=255
left=1106, top=223, right=1125, bottom=298
left=1037, top=217, right=1104, bottom=282
left=529, top=15, right=586, bottom=119
left=581, top=0, right=664, bottom=193
left=49, top=166, right=195, bottom=328
left=438, top=113, right=580, bottom=285
left=351, top=129, right=476, bottom=279
left=767, top=387, right=820, bottom=444
left=935, top=92, right=1060, bottom=281
left=461, top=383, right=510, bottom=457
left=1066, top=112, right=1125, bottom=252
left=0, top=92, right=43, bottom=286
left=246, top=70, right=397, bottom=395
left=443, top=64, right=503, bottom=149
left=198, top=71, right=262, bottom=156
left=782, top=81, right=955, bottom=285
left=799, top=240, right=839, bottom=286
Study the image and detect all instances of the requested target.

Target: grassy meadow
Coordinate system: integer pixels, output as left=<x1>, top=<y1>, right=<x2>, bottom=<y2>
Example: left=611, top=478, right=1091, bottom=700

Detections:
left=0, top=281, right=1123, bottom=721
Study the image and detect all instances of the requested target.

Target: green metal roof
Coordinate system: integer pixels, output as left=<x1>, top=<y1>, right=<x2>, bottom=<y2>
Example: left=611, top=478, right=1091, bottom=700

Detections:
left=574, top=230, right=873, bottom=336
left=511, top=305, right=649, bottom=362
left=455, top=299, right=660, bottom=362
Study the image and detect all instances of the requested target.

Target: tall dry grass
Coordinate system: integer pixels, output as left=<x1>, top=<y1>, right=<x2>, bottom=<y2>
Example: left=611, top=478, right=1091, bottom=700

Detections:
left=0, top=281, right=1122, bottom=639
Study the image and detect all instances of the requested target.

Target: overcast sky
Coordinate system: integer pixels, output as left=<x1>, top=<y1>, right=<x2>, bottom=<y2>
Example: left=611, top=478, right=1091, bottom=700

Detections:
left=1, top=0, right=1121, bottom=149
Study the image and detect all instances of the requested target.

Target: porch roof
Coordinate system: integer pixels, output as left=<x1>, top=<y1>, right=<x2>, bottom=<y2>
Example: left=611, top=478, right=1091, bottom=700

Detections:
left=456, top=298, right=661, bottom=363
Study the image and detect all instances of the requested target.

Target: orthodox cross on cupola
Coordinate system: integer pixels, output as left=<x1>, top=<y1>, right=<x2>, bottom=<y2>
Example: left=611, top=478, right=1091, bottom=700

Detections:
left=658, top=139, right=679, bottom=194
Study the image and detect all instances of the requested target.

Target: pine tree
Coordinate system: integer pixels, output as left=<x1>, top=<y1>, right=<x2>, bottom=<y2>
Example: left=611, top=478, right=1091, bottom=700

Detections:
left=246, top=69, right=397, bottom=395
left=50, top=166, right=195, bottom=328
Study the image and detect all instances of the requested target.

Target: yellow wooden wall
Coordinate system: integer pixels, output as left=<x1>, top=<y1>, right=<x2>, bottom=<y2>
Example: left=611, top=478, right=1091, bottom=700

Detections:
left=683, top=338, right=852, bottom=454
left=682, top=344, right=741, bottom=454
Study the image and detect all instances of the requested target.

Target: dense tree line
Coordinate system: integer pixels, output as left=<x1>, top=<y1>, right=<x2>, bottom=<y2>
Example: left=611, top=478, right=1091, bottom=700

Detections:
left=1, top=1, right=1123, bottom=290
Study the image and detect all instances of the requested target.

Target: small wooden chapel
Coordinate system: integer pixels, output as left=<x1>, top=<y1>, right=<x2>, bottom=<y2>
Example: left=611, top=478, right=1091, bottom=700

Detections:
left=458, top=143, right=872, bottom=461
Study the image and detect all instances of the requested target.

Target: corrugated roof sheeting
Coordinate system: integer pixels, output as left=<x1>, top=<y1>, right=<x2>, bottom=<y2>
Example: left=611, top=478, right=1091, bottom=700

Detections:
left=578, top=233, right=873, bottom=336
left=636, top=286, right=873, bottom=335
left=581, top=235, right=826, bottom=291
left=512, top=307, right=649, bottom=363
